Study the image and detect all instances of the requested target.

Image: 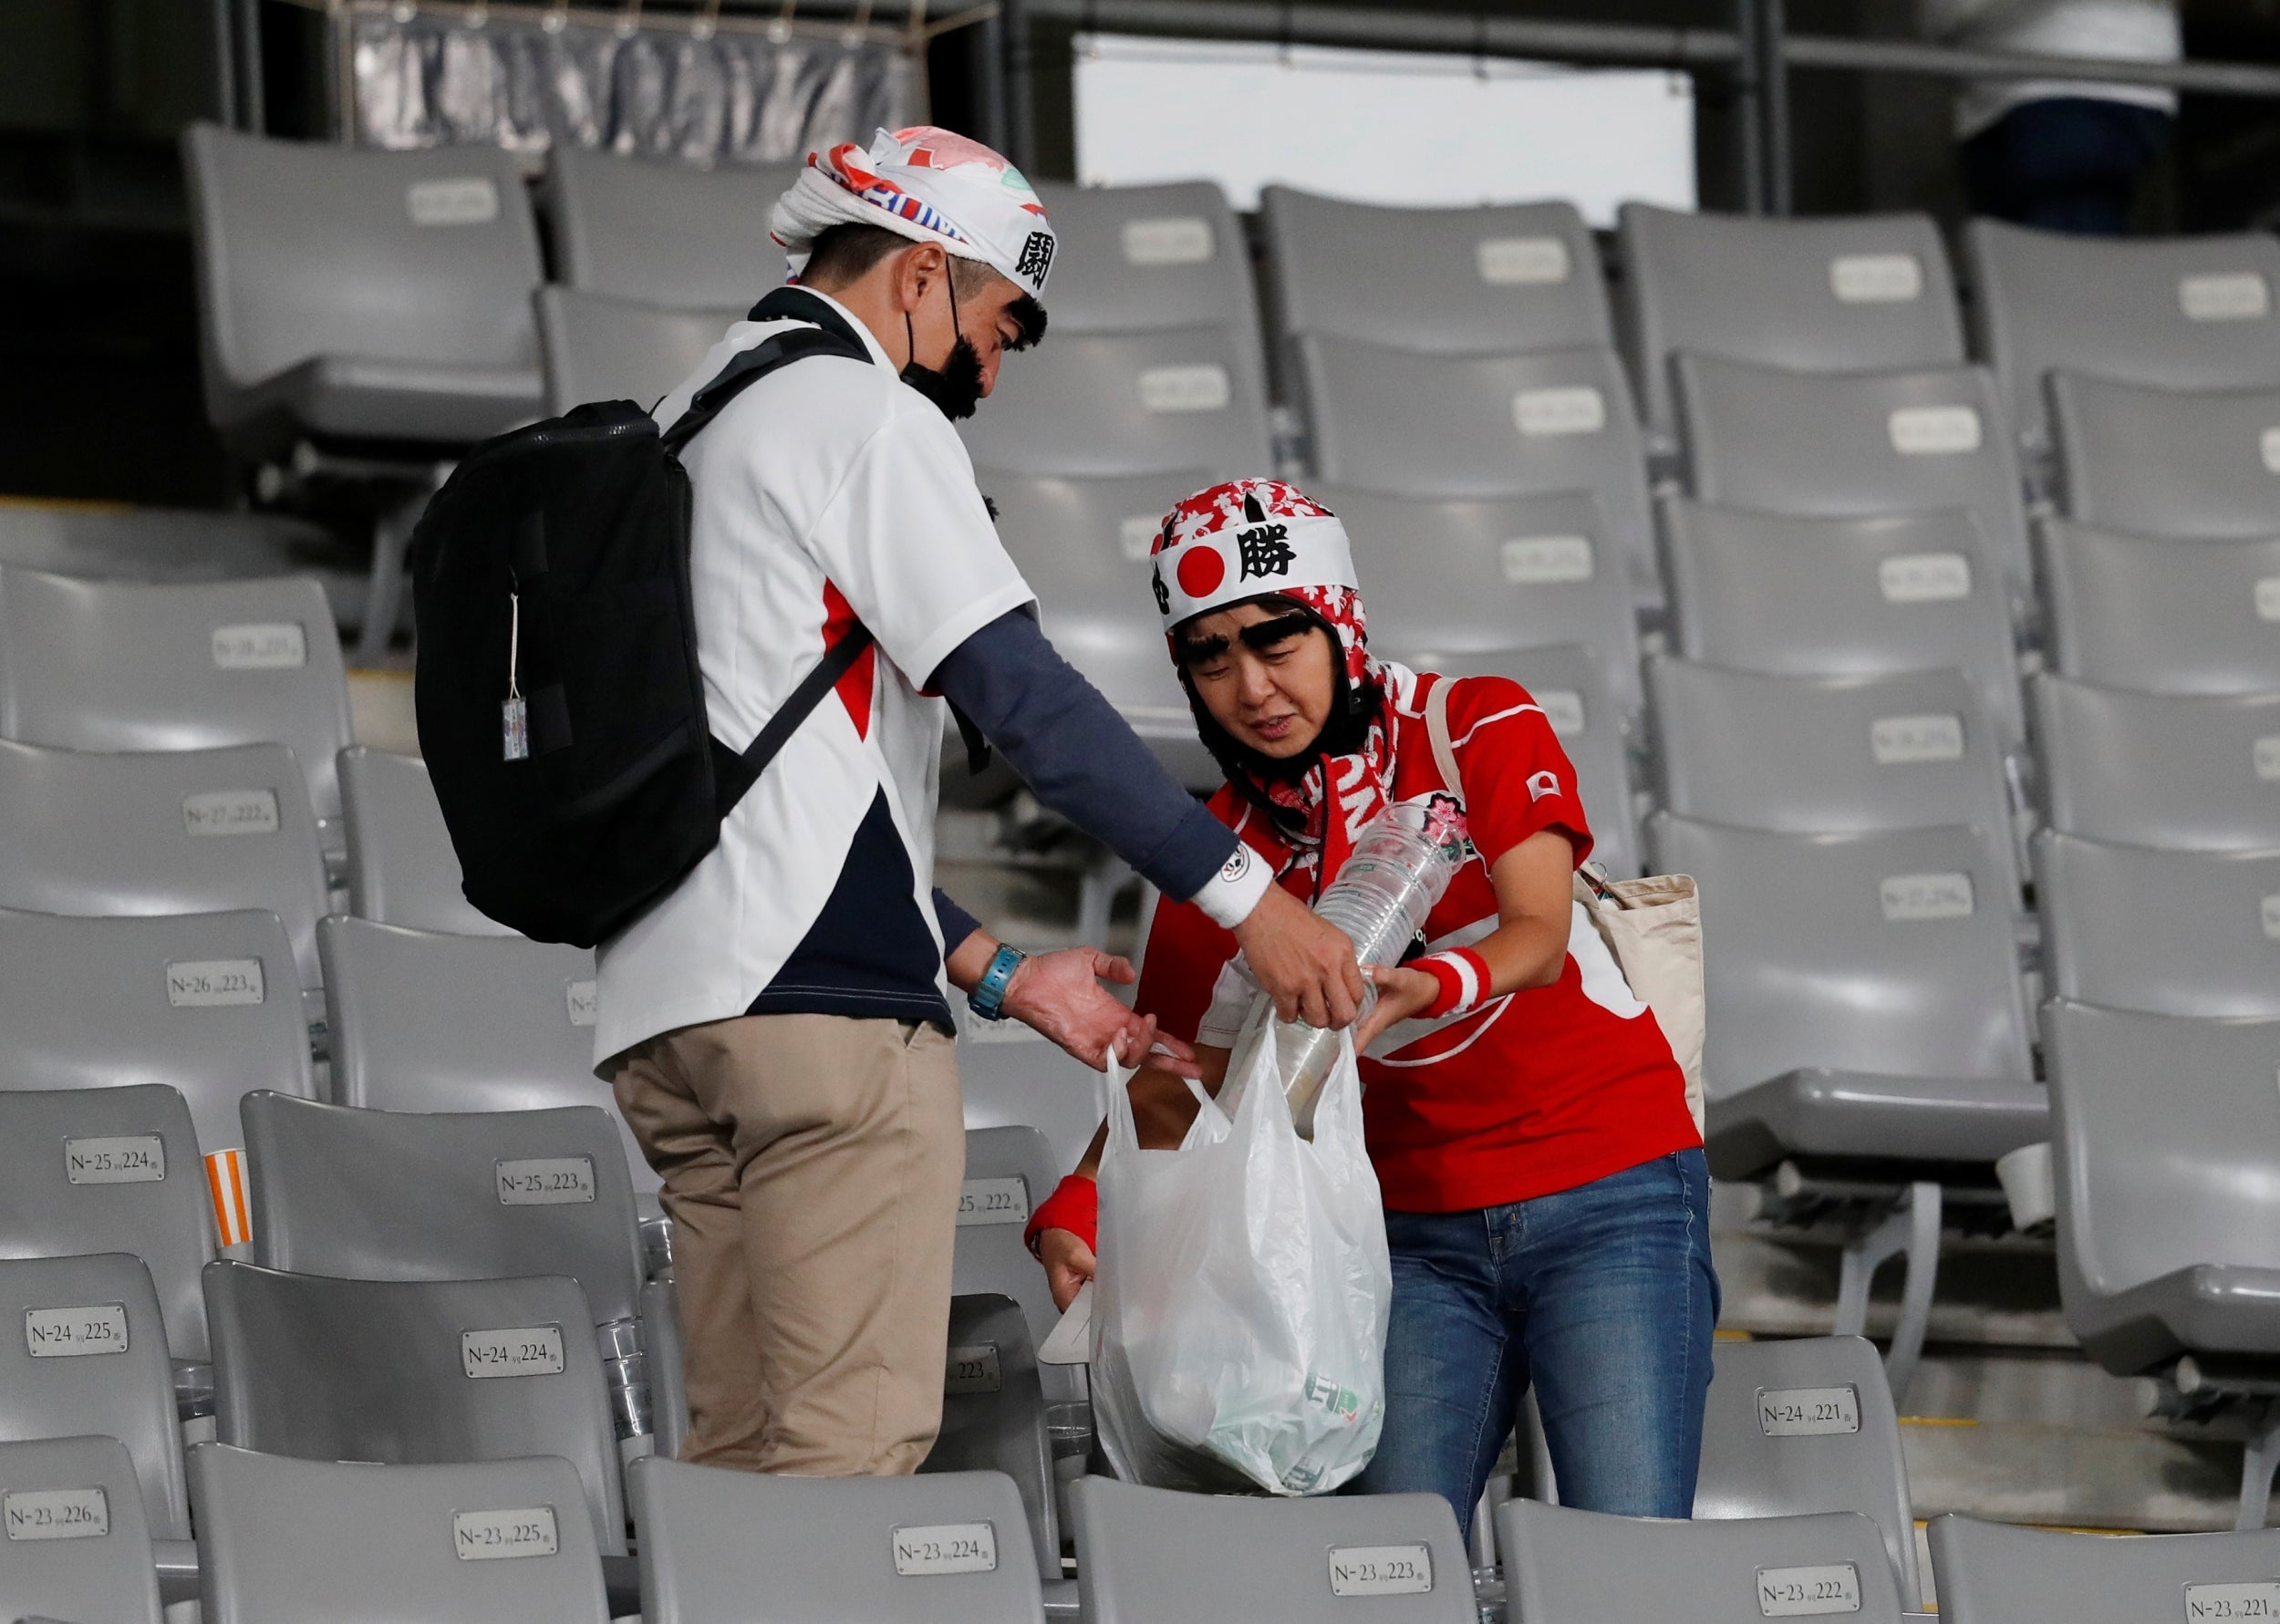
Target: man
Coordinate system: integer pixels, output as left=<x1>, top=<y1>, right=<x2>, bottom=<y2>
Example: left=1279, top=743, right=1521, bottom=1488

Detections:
left=596, top=127, right=1362, bottom=1477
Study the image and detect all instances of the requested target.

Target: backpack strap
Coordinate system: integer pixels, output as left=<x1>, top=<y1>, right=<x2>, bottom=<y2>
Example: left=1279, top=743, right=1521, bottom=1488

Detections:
left=710, top=623, right=876, bottom=819
left=1421, top=676, right=1465, bottom=794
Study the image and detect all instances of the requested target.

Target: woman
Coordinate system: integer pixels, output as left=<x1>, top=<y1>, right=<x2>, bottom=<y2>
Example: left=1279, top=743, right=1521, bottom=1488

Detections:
left=1022, top=478, right=1717, bottom=1536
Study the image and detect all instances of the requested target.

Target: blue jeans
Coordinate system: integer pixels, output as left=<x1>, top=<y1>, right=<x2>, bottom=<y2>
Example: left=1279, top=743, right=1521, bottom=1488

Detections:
left=1350, top=1149, right=1719, bottom=1541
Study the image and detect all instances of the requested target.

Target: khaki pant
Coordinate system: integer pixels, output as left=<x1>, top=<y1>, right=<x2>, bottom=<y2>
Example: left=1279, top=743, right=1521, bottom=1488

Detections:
left=612, top=1013, right=963, bottom=1475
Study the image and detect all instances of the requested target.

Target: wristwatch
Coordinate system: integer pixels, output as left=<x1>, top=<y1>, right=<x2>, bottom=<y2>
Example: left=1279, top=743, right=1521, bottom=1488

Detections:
left=968, top=943, right=1027, bottom=1022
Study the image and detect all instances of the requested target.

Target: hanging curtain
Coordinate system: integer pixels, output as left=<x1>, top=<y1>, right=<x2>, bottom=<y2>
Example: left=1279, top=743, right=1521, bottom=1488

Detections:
left=350, top=11, right=918, bottom=164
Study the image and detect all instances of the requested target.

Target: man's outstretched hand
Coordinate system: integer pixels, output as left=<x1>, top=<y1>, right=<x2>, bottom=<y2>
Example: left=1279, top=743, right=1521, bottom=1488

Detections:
left=1000, top=947, right=1202, bottom=1077
left=1231, top=883, right=1365, bottom=1029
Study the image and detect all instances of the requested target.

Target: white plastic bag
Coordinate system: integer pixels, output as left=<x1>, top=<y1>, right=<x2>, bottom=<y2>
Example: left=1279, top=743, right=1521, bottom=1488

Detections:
left=1088, top=1011, right=1392, bottom=1495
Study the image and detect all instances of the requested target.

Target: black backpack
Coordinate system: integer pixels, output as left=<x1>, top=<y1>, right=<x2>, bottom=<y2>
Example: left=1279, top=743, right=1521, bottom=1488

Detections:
left=412, top=287, right=876, bottom=947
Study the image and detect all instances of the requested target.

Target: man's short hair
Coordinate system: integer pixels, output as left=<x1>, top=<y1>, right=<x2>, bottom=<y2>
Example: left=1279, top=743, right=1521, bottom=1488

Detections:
left=799, top=223, right=998, bottom=300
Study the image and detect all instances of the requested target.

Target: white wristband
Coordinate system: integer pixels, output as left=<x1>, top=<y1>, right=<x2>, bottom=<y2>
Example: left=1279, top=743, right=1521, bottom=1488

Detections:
left=1191, top=841, right=1274, bottom=930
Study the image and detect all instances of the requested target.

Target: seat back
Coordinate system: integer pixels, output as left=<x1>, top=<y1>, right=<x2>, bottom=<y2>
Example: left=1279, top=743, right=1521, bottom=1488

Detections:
left=0, top=567, right=352, bottom=823
left=546, top=146, right=794, bottom=306
left=2044, top=1000, right=2280, bottom=1355
left=0, top=1435, right=161, bottom=1624
left=1964, top=217, right=2280, bottom=455
left=1620, top=202, right=1963, bottom=441
left=1500, top=1501, right=1905, bottom=1624
left=633, top=1455, right=1044, bottom=1624
left=0, top=740, right=330, bottom=990
left=181, top=123, right=543, bottom=419
left=922, top=1293, right=1058, bottom=1581
left=1663, top=498, right=2023, bottom=743
left=1933, top=1511, right=2280, bottom=1624
left=0, top=905, right=313, bottom=1159
left=535, top=287, right=741, bottom=417
left=2034, top=677, right=2280, bottom=851
left=952, top=1130, right=1064, bottom=1352
left=1316, top=483, right=1643, bottom=717
left=1651, top=660, right=2017, bottom=895
left=1262, top=187, right=1609, bottom=355
left=958, top=1014, right=1122, bottom=1175
left=2039, top=518, right=2280, bottom=695
left=1674, top=354, right=2030, bottom=598
left=2049, top=372, right=2280, bottom=537
left=959, top=326, right=1272, bottom=480
left=0, top=1254, right=187, bottom=1540
left=337, top=744, right=510, bottom=935
left=1296, top=336, right=1656, bottom=595
left=1394, top=645, right=1639, bottom=879
left=190, top=1442, right=609, bottom=1624
left=204, top=1261, right=626, bottom=1550
left=1694, top=1336, right=1918, bottom=1604
left=1032, top=180, right=1260, bottom=340
left=0, top=1085, right=214, bottom=1364
left=0, top=502, right=344, bottom=583
left=1072, top=1474, right=1475, bottom=1624
left=2036, top=833, right=2280, bottom=1019
left=243, top=1092, right=643, bottom=1327
left=1650, top=815, right=2035, bottom=1099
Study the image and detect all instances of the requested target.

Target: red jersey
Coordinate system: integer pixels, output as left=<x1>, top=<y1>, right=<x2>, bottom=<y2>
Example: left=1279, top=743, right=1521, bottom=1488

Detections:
left=1135, top=670, right=1700, bottom=1212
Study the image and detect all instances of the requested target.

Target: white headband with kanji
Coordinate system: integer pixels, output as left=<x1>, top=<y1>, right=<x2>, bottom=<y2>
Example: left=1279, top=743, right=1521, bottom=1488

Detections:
left=1149, top=488, right=1360, bottom=632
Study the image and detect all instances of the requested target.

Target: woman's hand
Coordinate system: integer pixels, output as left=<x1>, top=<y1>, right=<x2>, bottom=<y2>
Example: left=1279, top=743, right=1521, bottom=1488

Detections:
left=1001, top=947, right=1202, bottom=1078
left=1352, top=962, right=1441, bottom=1053
left=1037, top=1227, right=1097, bottom=1312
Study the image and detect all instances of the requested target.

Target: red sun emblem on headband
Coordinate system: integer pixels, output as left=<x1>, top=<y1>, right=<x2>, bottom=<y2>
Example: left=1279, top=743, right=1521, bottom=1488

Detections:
left=1176, top=545, right=1225, bottom=599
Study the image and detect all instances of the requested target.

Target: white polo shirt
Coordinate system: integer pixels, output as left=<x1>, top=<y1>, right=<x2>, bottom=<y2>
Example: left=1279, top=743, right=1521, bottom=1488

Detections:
left=591, top=288, right=1035, bottom=1064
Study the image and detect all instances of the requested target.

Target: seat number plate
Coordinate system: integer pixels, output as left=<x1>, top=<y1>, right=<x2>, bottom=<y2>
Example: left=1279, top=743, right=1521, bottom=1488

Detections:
left=1870, top=714, right=1964, bottom=765
left=167, top=957, right=265, bottom=1008
left=212, top=623, right=307, bottom=670
left=461, top=1326, right=565, bottom=1379
left=452, top=1505, right=557, bottom=1559
left=1477, top=236, right=1570, bottom=285
left=946, top=1343, right=1003, bottom=1394
left=1122, top=216, right=1213, bottom=266
left=1500, top=534, right=1595, bottom=584
left=2181, top=273, right=2270, bottom=321
left=1758, top=1564, right=1861, bottom=1616
left=1888, top=405, right=1982, bottom=455
left=1512, top=387, right=1605, bottom=437
left=957, top=1176, right=1030, bottom=1226
left=1758, top=1385, right=1861, bottom=1435
left=181, top=789, right=280, bottom=836
left=2254, top=738, right=2280, bottom=781
left=496, top=1157, right=596, bottom=1206
left=1329, top=1544, right=1435, bottom=1597
left=64, top=1134, right=165, bottom=1185
left=1880, top=872, right=1975, bottom=921
left=893, top=1521, right=997, bottom=1575
left=1829, top=253, right=1922, bottom=303
left=564, top=980, right=597, bottom=1028
left=25, top=1304, right=127, bottom=1357
left=4, top=1486, right=108, bottom=1541
left=2186, top=1582, right=2280, bottom=1619
left=1138, top=365, right=1230, bottom=413
left=1877, top=552, right=1972, bottom=604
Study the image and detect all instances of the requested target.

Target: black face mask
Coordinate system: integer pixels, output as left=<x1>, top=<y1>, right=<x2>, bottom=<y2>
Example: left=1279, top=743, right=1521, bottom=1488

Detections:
left=901, top=278, right=986, bottom=421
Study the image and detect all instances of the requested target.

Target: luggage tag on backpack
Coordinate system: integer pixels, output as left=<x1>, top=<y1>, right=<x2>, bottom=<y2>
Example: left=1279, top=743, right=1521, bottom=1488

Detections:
left=502, top=590, right=530, bottom=761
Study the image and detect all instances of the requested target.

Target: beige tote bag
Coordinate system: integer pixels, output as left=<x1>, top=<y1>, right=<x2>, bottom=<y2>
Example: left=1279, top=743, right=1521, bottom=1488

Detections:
left=1422, top=680, right=1706, bottom=1133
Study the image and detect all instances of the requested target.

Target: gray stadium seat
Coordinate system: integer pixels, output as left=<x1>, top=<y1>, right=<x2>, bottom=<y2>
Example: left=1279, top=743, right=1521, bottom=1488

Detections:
left=546, top=146, right=796, bottom=307
left=241, top=1092, right=643, bottom=1333
left=960, top=326, right=1273, bottom=481
left=1662, top=498, right=2023, bottom=744
left=1072, top=1474, right=1474, bottom=1624
left=535, top=287, right=741, bottom=417
left=633, top=1454, right=1045, bottom=1624
left=954, top=1130, right=1063, bottom=1356
left=1674, top=352, right=2031, bottom=603
left=957, top=1012, right=1119, bottom=1175
left=1649, top=659, right=2020, bottom=898
left=1619, top=202, right=1964, bottom=444
left=315, top=916, right=652, bottom=1195
left=1315, top=483, right=1644, bottom=718
left=0, top=1085, right=216, bottom=1368
left=1260, top=187, right=1610, bottom=355
left=2038, top=518, right=2280, bottom=695
left=0, top=740, right=331, bottom=995
left=2034, top=676, right=2280, bottom=851
left=204, top=1260, right=627, bottom=1552
left=0, top=1435, right=163, bottom=1624
left=0, top=1254, right=188, bottom=1542
left=181, top=123, right=544, bottom=457
left=921, top=1294, right=1059, bottom=1581
left=337, top=744, right=509, bottom=936
left=1500, top=1501, right=1906, bottom=1624
left=979, top=468, right=1221, bottom=792
left=2050, top=372, right=2280, bottom=538
left=1651, top=814, right=2044, bottom=1395
left=1931, top=1510, right=2280, bottom=1624
left=1399, top=645, right=1640, bottom=880
left=0, top=500, right=347, bottom=581
left=1694, top=1336, right=1920, bottom=1606
left=0, top=906, right=314, bottom=1158
left=1294, top=336, right=1657, bottom=599
left=2036, top=833, right=2280, bottom=1019
left=1033, top=180, right=1261, bottom=340
left=189, top=1443, right=610, bottom=1624
left=1964, top=216, right=2280, bottom=457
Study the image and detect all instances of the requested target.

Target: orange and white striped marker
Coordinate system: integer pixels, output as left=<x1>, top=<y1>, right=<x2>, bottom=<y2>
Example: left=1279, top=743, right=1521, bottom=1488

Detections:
left=204, top=1148, right=252, bottom=1248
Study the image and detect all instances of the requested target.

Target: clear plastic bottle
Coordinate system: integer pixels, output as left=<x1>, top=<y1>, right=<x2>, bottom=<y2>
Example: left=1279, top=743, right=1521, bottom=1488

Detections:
left=1230, top=802, right=1468, bottom=1138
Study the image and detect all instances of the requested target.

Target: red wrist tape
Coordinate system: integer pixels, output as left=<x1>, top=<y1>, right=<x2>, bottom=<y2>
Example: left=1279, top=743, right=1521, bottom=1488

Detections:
left=1417, top=946, right=1492, bottom=1019
left=1023, top=1174, right=1098, bottom=1257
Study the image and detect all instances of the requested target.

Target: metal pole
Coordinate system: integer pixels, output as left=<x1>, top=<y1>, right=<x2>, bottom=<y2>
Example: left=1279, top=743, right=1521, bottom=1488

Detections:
left=972, top=5, right=1009, bottom=152
left=1758, top=0, right=1789, bottom=214
left=212, top=0, right=239, bottom=129
left=236, top=0, right=266, bottom=132
left=1732, top=0, right=1765, bottom=214
left=1004, top=0, right=1035, bottom=174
